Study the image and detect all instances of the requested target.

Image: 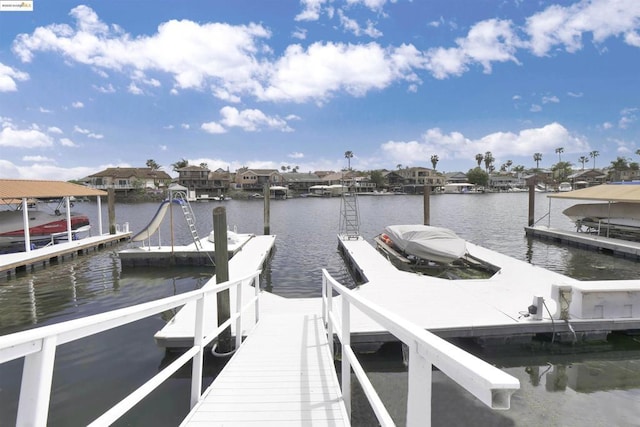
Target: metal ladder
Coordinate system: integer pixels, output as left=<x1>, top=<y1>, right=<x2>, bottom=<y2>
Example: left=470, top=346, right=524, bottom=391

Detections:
left=173, top=191, right=203, bottom=249
left=339, top=182, right=360, bottom=239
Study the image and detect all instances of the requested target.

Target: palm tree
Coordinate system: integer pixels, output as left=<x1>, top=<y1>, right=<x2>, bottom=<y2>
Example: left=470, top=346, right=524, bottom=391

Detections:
left=475, top=153, right=483, bottom=167
left=578, top=155, right=589, bottom=170
left=483, top=151, right=494, bottom=172
left=344, top=151, right=354, bottom=170
left=533, top=153, right=542, bottom=169
left=555, top=147, right=564, bottom=162
left=171, top=158, right=189, bottom=171
left=396, top=164, right=402, bottom=170
left=589, top=150, right=599, bottom=169
left=146, top=159, right=160, bottom=170
left=506, top=160, right=513, bottom=171
left=430, top=154, right=439, bottom=170
left=199, top=162, right=208, bottom=169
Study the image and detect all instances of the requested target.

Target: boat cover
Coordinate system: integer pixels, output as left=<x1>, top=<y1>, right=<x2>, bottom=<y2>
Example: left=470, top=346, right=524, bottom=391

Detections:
left=384, top=224, right=466, bottom=263
left=563, top=202, right=640, bottom=227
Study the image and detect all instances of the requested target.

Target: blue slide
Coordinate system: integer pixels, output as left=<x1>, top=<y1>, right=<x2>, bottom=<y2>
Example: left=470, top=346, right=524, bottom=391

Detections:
left=131, top=199, right=183, bottom=242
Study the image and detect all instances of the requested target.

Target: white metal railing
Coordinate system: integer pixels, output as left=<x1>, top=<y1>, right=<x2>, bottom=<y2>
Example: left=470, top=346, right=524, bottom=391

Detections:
left=321, top=269, right=520, bottom=426
left=0, top=270, right=262, bottom=427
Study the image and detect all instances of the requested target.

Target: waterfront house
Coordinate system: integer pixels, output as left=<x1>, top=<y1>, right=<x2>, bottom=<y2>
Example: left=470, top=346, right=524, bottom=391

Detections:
left=176, top=166, right=232, bottom=197
left=86, top=167, right=172, bottom=192
left=567, top=169, right=607, bottom=188
left=233, top=168, right=284, bottom=191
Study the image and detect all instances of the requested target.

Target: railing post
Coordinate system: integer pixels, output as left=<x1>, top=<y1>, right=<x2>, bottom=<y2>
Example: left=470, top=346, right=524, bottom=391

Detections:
left=406, top=344, right=432, bottom=427
left=341, top=297, right=351, bottom=419
left=17, top=336, right=57, bottom=426
left=190, top=295, right=205, bottom=408
left=235, top=280, right=243, bottom=350
left=322, top=274, right=327, bottom=325
left=327, top=278, right=334, bottom=359
left=254, top=275, right=260, bottom=324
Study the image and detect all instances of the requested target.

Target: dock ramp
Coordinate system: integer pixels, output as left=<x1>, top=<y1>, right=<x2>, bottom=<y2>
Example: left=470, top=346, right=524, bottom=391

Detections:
left=180, top=312, right=348, bottom=426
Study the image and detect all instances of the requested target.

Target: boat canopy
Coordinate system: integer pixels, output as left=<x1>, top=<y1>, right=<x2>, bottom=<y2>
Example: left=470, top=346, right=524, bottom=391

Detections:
left=0, top=179, right=106, bottom=200
left=548, top=183, right=640, bottom=203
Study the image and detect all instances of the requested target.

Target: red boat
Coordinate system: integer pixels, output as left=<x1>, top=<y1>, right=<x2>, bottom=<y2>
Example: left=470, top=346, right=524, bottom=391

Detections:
left=0, top=208, right=90, bottom=248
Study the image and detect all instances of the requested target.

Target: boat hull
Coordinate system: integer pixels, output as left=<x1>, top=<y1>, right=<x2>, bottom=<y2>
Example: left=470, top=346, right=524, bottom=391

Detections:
left=0, top=210, right=90, bottom=247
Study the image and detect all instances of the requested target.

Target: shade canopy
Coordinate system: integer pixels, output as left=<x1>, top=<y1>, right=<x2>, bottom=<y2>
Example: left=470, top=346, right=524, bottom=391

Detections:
left=548, top=184, right=640, bottom=203
left=0, top=179, right=107, bottom=200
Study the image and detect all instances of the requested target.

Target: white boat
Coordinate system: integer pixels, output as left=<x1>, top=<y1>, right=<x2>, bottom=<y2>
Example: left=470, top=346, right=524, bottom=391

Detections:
left=378, top=224, right=467, bottom=263
left=0, top=204, right=90, bottom=249
left=563, top=202, right=640, bottom=229
left=558, top=182, right=572, bottom=192
left=443, top=183, right=483, bottom=194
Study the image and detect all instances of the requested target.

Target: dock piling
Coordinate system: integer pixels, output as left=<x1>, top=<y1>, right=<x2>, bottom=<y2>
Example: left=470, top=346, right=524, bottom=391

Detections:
left=263, top=183, right=270, bottom=235
left=213, top=207, right=232, bottom=352
left=423, top=185, right=431, bottom=226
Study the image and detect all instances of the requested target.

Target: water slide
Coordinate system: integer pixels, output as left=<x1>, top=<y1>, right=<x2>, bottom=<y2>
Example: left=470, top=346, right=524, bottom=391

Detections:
left=131, top=199, right=182, bottom=242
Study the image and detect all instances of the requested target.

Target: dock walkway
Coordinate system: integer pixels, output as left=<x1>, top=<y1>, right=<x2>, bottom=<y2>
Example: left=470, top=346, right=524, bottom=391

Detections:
left=0, top=232, right=131, bottom=275
left=180, top=312, right=348, bottom=426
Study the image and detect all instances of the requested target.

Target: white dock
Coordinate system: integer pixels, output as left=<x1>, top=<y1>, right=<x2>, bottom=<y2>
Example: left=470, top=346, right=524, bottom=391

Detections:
left=337, top=235, right=640, bottom=342
left=180, top=312, right=348, bottom=426
left=155, top=234, right=278, bottom=348
left=525, top=224, right=640, bottom=259
left=0, top=232, right=131, bottom=275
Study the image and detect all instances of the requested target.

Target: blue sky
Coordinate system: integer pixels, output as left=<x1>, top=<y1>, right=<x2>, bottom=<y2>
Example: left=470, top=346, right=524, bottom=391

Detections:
left=0, top=0, right=639, bottom=180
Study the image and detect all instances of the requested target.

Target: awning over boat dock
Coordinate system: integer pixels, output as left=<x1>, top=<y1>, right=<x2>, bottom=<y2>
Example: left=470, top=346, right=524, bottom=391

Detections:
left=548, top=183, right=640, bottom=203
left=0, top=179, right=106, bottom=200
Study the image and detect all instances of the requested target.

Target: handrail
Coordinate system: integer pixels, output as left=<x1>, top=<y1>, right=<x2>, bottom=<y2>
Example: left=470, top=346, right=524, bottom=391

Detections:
left=0, top=270, right=262, bottom=427
left=321, top=269, right=520, bottom=427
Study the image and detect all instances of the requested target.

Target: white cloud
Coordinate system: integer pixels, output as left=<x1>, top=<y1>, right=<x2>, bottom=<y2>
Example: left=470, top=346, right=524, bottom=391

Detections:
left=128, top=82, right=143, bottom=95
left=292, top=28, right=307, bottom=40
left=0, top=62, right=29, bottom=92
left=295, top=0, right=328, bottom=21
left=542, top=95, right=559, bottom=104
left=23, top=155, right=55, bottom=163
left=525, top=0, right=640, bottom=56
left=93, top=83, right=115, bottom=93
left=602, top=121, right=614, bottom=129
left=263, top=42, right=422, bottom=102
left=39, top=107, right=53, bottom=113
left=567, top=91, right=583, bottom=98
left=219, top=106, right=293, bottom=132
left=72, top=101, right=84, bottom=108
left=530, top=104, right=542, bottom=112
left=74, top=126, right=90, bottom=134
left=380, top=123, right=589, bottom=165
left=426, top=19, right=521, bottom=79
left=48, top=126, right=63, bottom=134
left=0, top=125, right=54, bottom=148
left=60, top=137, right=77, bottom=147
left=619, top=107, right=638, bottom=129
left=288, top=152, right=304, bottom=159
left=181, top=123, right=190, bottom=129
left=201, top=121, right=226, bottom=134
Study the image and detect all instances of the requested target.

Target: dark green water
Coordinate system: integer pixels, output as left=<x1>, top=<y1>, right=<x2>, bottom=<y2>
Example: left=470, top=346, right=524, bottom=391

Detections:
left=1, top=193, right=639, bottom=426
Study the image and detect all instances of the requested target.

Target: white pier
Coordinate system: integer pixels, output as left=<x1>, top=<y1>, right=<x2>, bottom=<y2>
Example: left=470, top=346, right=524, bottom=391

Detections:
left=0, top=232, right=131, bottom=275
left=180, top=312, right=348, bottom=426
left=337, top=234, right=640, bottom=342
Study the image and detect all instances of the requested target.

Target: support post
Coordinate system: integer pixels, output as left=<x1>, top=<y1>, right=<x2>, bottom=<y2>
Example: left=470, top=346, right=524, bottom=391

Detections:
left=213, top=206, right=232, bottom=352
left=263, top=182, right=270, bottom=235
left=528, top=181, right=535, bottom=227
left=108, top=187, right=116, bottom=234
left=423, top=185, right=431, bottom=226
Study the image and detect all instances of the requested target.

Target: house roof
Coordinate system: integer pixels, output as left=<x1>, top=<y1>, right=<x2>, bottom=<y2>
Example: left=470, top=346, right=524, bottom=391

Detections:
left=548, top=183, right=640, bottom=203
left=89, top=167, right=171, bottom=180
left=0, top=179, right=107, bottom=199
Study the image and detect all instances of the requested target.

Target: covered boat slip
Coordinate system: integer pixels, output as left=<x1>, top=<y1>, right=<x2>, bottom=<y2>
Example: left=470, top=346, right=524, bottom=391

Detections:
left=0, top=179, right=132, bottom=273
left=526, top=183, right=640, bottom=257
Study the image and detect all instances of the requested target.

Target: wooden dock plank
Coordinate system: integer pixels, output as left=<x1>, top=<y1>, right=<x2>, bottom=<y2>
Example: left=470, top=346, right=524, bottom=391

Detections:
left=181, top=313, right=348, bottom=426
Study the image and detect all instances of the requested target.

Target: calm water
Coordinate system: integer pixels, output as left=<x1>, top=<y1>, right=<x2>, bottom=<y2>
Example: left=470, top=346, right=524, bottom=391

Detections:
left=1, top=193, right=640, bottom=426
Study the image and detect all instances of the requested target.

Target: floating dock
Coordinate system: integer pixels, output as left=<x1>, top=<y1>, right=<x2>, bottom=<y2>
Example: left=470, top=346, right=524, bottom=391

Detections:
left=0, top=232, right=131, bottom=275
left=118, top=232, right=255, bottom=267
left=158, top=233, right=640, bottom=351
left=525, top=225, right=640, bottom=259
